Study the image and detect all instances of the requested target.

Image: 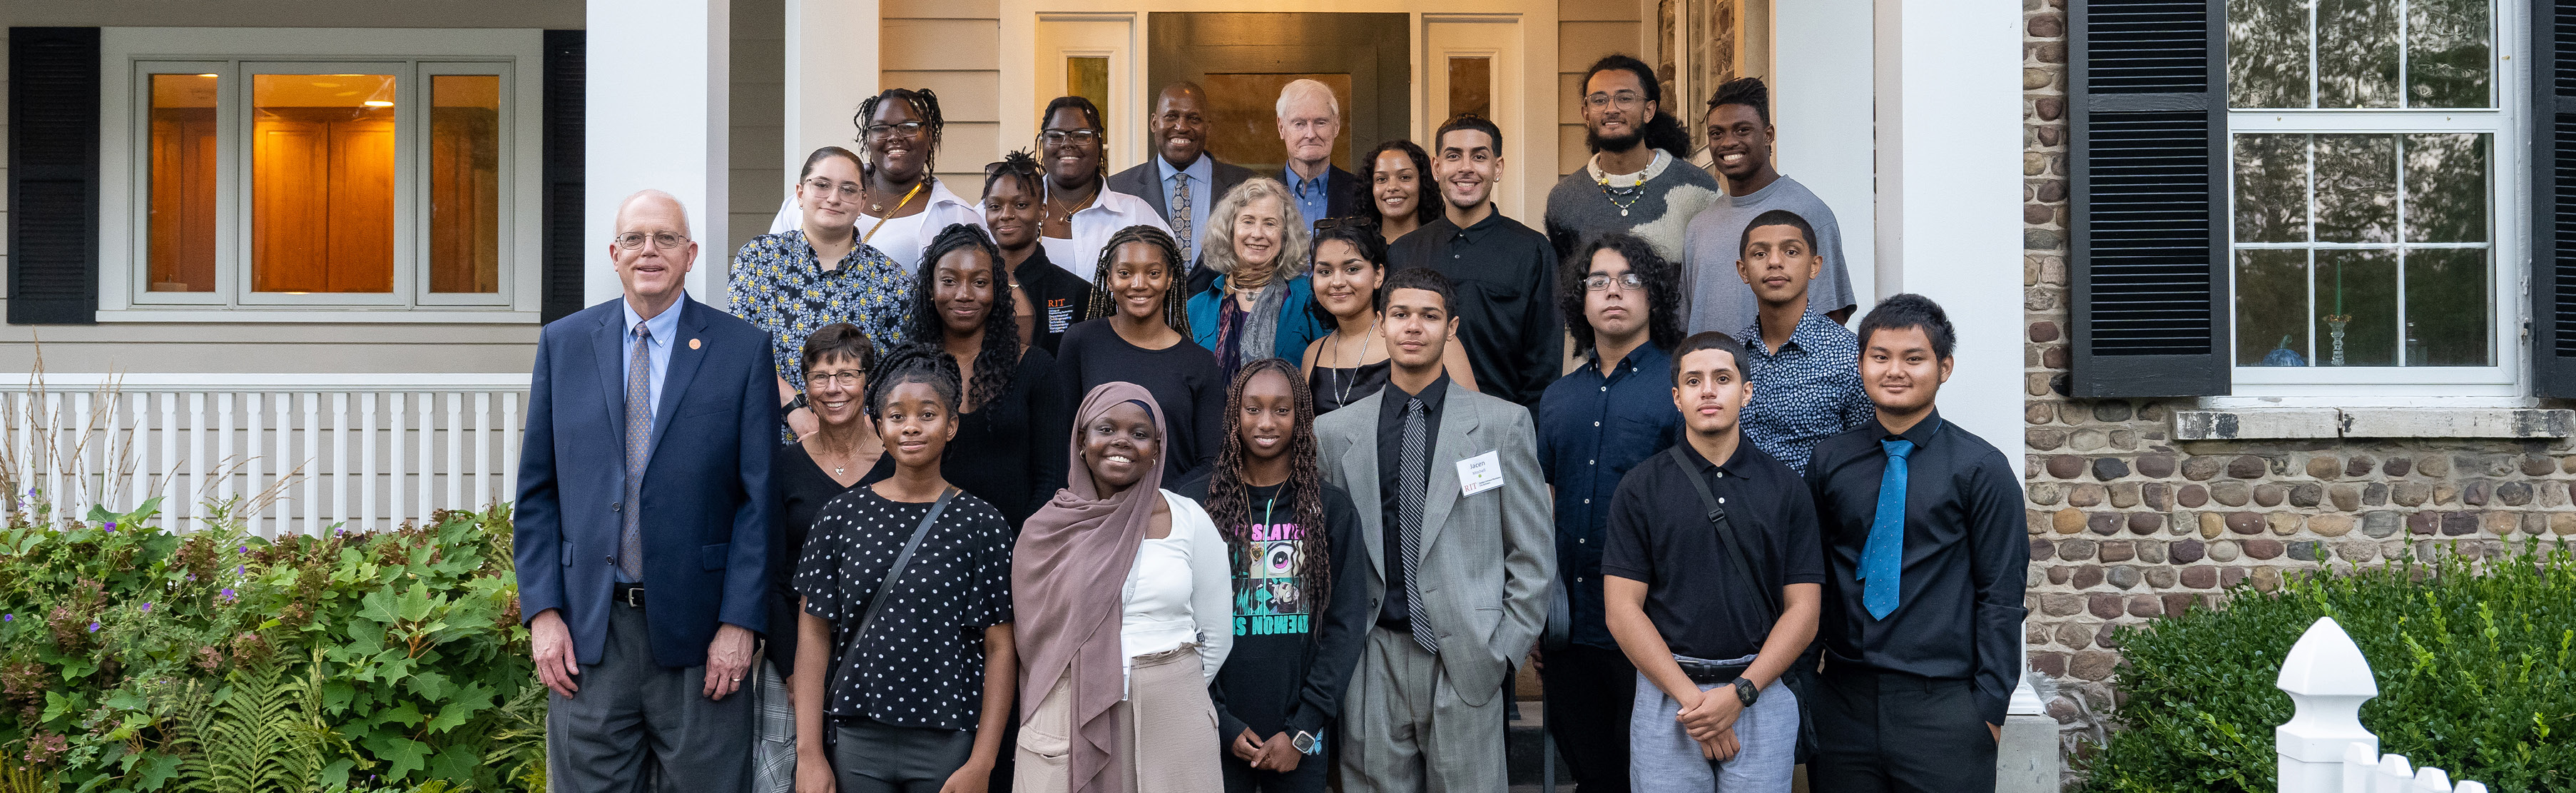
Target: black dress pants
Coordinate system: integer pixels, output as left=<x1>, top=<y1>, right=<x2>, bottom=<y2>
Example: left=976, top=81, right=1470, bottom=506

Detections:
left=1538, top=644, right=1634, bottom=793
left=1806, top=665, right=1997, bottom=793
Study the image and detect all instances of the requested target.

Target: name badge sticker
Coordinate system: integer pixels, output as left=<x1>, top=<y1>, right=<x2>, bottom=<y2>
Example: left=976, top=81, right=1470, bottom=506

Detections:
left=1457, top=450, right=1505, bottom=497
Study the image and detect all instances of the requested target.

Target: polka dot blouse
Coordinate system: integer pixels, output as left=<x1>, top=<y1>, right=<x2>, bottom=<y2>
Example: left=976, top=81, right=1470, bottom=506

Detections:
left=793, top=487, right=1014, bottom=730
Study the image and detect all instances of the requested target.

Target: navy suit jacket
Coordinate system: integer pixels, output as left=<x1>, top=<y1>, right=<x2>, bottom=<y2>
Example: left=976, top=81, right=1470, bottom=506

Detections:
left=515, top=296, right=778, bottom=668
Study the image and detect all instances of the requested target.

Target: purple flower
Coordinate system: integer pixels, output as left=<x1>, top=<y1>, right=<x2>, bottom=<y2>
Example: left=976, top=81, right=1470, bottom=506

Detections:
left=139, top=603, right=152, bottom=613
left=103, top=522, right=115, bottom=532
left=4, top=614, right=13, bottom=622
left=86, top=622, right=100, bottom=633
left=237, top=547, right=249, bottom=555
left=219, top=589, right=235, bottom=601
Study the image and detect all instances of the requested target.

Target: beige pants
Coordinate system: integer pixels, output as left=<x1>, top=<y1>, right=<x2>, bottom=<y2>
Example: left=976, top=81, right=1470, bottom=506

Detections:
left=1014, top=646, right=1221, bottom=793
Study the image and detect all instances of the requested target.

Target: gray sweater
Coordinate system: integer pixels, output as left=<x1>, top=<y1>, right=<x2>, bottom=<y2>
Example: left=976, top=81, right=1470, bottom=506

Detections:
left=1544, top=150, right=1724, bottom=274
left=1680, top=174, right=1856, bottom=337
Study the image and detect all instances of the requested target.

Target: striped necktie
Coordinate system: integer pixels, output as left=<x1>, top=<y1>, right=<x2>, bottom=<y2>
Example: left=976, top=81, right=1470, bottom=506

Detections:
left=1399, top=397, right=1437, bottom=653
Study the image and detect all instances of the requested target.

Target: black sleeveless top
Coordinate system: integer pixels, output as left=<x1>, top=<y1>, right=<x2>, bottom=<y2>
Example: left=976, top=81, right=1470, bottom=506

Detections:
left=1310, top=360, right=1390, bottom=415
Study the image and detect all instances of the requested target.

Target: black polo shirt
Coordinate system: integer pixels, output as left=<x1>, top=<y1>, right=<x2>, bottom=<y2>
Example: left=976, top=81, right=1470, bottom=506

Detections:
left=1600, top=439, right=1823, bottom=661
left=1386, top=211, right=1562, bottom=409
left=1373, top=373, right=1450, bottom=631
left=1804, top=410, right=2028, bottom=727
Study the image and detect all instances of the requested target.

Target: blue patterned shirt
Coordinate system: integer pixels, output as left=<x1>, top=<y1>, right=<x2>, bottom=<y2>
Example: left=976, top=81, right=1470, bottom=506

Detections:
left=1737, top=312, right=1875, bottom=474
left=1536, top=343, right=1681, bottom=650
left=728, top=229, right=912, bottom=392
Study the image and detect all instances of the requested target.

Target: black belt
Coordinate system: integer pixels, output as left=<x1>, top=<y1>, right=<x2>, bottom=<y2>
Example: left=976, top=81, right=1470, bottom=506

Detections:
left=1676, top=660, right=1749, bottom=685
left=614, top=583, right=646, bottom=608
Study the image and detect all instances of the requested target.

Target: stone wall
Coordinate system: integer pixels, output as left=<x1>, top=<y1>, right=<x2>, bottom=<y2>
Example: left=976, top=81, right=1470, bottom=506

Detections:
left=2019, top=0, right=2572, bottom=780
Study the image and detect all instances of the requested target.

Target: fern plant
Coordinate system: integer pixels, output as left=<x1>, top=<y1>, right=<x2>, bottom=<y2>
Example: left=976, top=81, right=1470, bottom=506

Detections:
left=180, top=652, right=328, bottom=793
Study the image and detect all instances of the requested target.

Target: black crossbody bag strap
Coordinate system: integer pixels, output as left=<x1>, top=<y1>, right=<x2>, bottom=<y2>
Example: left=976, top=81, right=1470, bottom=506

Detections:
left=1668, top=446, right=1776, bottom=617
left=823, top=486, right=958, bottom=750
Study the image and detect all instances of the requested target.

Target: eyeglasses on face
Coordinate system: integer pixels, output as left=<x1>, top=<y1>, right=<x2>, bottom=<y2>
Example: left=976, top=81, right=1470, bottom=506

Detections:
left=1582, top=272, right=1646, bottom=291
left=1584, top=92, right=1645, bottom=110
left=803, top=178, right=863, bottom=199
left=1040, top=128, right=1103, bottom=146
left=805, top=370, right=865, bottom=388
left=614, top=231, right=691, bottom=251
left=866, top=121, right=927, bottom=138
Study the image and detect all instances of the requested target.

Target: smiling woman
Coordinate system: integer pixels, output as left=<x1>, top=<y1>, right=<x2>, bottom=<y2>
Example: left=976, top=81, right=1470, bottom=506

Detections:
left=1188, top=178, right=1330, bottom=380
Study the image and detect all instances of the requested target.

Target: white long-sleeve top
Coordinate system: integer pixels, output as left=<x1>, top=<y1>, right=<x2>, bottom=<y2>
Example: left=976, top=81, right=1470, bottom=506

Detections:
left=1121, top=490, right=1233, bottom=692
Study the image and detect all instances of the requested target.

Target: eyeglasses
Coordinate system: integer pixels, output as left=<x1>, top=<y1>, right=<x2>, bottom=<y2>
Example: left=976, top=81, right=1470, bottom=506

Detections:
left=1582, top=273, right=1646, bottom=291
left=866, top=121, right=927, bottom=138
left=803, top=178, right=863, bottom=199
left=984, top=158, right=1041, bottom=178
left=1040, top=128, right=1103, bottom=146
left=1584, top=92, right=1645, bottom=111
left=614, top=231, right=691, bottom=250
left=806, top=370, right=865, bottom=388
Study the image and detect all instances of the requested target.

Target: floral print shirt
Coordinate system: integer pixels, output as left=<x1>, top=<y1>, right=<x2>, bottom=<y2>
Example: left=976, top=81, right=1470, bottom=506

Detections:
left=728, top=228, right=912, bottom=392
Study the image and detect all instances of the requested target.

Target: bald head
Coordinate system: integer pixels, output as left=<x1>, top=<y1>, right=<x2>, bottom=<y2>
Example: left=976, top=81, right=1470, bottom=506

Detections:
left=608, top=188, right=696, bottom=319
left=1151, top=82, right=1211, bottom=169
left=616, top=189, right=692, bottom=237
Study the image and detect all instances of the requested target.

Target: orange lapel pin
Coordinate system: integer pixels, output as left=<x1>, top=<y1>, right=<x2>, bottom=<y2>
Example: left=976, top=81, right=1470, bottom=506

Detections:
left=689, top=338, right=701, bottom=350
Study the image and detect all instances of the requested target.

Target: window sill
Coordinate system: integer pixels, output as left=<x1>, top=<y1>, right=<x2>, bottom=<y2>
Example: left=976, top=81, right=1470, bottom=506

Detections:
left=98, top=308, right=540, bottom=324
left=2173, top=407, right=2576, bottom=440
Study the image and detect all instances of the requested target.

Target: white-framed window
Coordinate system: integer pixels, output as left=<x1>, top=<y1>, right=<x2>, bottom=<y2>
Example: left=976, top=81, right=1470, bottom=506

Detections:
left=98, top=29, right=544, bottom=322
left=2222, top=0, right=2521, bottom=396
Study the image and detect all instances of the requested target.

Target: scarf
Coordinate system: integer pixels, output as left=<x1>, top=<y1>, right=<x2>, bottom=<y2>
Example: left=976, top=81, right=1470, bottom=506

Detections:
left=1012, top=383, right=1170, bottom=793
left=1218, top=275, right=1290, bottom=376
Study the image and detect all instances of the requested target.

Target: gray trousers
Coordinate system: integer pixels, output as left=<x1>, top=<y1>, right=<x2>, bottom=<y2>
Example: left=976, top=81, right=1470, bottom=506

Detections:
left=546, top=598, right=753, bottom=793
left=1337, top=627, right=1507, bottom=793
left=831, top=717, right=976, bottom=793
left=1627, top=663, right=1799, bottom=793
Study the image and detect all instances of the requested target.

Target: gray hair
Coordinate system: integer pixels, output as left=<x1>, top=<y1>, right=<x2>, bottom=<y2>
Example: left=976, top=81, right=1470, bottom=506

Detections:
left=1274, top=79, right=1340, bottom=121
left=1199, top=177, right=1312, bottom=285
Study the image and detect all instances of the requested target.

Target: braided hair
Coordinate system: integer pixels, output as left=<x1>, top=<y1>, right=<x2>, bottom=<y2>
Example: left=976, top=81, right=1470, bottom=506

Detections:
left=855, top=88, right=947, bottom=173
left=983, top=148, right=1044, bottom=196
left=863, top=343, right=964, bottom=420
left=1087, top=225, right=1192, bottom=335
left=1206, top=357, right=1333, bottom=615
left=907, top=223, right=1023, bottom=412
left=1040, top=96, right=1109, bottom=183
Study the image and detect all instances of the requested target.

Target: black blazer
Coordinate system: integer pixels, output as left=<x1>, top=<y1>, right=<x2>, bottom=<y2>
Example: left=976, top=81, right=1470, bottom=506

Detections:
left=1108, top=154, right=1260, bottom=223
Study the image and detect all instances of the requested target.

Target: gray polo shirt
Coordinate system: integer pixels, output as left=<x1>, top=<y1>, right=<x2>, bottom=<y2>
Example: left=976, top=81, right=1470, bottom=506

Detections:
left=1681, top=174, right=1856, bottom=336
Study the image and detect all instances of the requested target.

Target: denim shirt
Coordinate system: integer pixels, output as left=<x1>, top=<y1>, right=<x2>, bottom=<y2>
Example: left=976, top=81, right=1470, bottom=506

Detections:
left=1535, top=343, right=1681, bottom=649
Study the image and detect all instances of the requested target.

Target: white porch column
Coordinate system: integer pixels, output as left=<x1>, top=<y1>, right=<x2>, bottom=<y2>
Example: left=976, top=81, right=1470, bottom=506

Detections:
left=1769, top=0, right=1876, bottom=310
left=1872, top=0, right=2022, bottom=453
left=586, top=0, right=733, bottom=309
left=785, top=0, right=880, bottom=175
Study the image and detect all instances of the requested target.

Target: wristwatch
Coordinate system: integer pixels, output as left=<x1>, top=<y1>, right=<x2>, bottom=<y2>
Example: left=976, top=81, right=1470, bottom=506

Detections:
left=785, top=393, right=810, bottom=413
left=1732, top=677, right=1760, bottom=707
left=1291, top=729, right=1323, bottom=756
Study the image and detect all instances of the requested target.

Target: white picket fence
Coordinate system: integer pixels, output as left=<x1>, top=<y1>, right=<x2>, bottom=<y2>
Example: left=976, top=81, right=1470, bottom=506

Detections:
left=2276, top=617, right=2490, bottom=793
left=2, top=373, right=529, bottom=536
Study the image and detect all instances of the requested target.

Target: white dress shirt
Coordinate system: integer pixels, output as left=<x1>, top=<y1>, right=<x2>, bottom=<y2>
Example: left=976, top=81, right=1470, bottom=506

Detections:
left=1039, top=188, right=1174, bottom=284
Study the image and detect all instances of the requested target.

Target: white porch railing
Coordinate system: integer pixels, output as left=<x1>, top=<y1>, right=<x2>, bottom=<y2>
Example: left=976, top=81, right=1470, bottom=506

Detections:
left=2, top=373, right=529, bottom=536
left=2276, top=617, right=2489, bottom=793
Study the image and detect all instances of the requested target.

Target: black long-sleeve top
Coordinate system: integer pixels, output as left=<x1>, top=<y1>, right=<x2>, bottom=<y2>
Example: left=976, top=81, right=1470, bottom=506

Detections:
left=1385, top=211, right=1563, bottom=409
left=1014, top=246, right=1094, bottom=356
left=767, top=443, right=890, bottom=672
left=1054, top=318, right=1228, bottom=483
left=1803, top=410, right=2028, bottom=726
left=945, top=347, right=1074, bottom=527
left=1174, top=476, right=1372, bottom=744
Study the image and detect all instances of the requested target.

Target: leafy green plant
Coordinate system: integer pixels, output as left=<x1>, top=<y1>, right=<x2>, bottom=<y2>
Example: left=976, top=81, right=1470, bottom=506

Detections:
left=2079, top=542, right=2576, bottom=793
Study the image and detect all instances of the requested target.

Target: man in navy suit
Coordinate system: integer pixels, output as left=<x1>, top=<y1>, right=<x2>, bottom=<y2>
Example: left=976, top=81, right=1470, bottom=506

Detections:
left=515, top=189, right=776, bottom=792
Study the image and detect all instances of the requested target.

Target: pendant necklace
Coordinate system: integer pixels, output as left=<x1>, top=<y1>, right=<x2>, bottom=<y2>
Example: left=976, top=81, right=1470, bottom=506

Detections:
left=1330, top=318, right=1378, bottom=405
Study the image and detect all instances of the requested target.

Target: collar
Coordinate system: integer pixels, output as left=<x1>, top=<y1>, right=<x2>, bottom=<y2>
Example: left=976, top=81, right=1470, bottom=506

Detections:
left=1445, top=209, right=1503, bottom=243
left=1384, top=371, right=1452, bottom=415
left=621, top=293, right=686, bottom=346
left=1585, top=340, right=1669, bottom=378
left=1676, top=436, right=1754, bottom=475
left=1284, top=165, right=1330, bottom=196
left=1156, top=153, right=1214, bottom=186
left=1585, top=148, right=1672, bottom=186
left=1010, top=245, right=1055, bottom=281
left=1725, top=173, right=1791, bottom=208
left=1873, top=408, right=1945, bottom=448
left=1740, top=310, right=1838, bottom=355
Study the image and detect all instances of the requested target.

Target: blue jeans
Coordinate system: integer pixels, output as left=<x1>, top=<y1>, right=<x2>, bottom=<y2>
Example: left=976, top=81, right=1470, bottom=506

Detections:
left=1626, top=655, right=1798, bottom=793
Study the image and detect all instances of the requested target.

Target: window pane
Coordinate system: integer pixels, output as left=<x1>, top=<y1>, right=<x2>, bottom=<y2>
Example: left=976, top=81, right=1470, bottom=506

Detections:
left=2234, top=134, right=2309, bottom=243
left=430, top=75, right=502, bottom=294
left=2237, top=249, right=2311, bottom=366
left=2227, top=0, right=2311, bottom=108
left=2313, top=249, right=2398, bottom=366
left=252, top=74, right=396, bottom=293
left=2313, top=134, right=2396, bottom=243
left=2403, top=133, right=2488, bottom=242
left=2317, top=0, right=2399, bottom=108
left=2403, top=248, right=2491, bottom=365
left=1066, top=57, right=1108, bottom=123
left=2407, top=0, right=2491, bottom=108
left=148, top=74, right=219, bottom=293
left=1449, top=56, right=1492, bottom=120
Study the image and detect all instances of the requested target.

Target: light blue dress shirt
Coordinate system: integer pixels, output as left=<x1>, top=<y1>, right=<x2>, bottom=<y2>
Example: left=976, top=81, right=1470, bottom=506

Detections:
left=621, top=293, right=683, bottom=421
left=1156, top=154, right=1216, bottom=257
left=1284, top=166, right=1331, bottom=230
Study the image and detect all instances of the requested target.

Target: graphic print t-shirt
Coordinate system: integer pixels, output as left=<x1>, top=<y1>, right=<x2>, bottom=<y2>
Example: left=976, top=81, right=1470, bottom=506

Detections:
left=1233, top=482, right=1316, bottom=640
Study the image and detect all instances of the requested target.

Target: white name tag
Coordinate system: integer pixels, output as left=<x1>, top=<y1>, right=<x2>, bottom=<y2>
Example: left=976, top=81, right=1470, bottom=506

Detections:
left=1457, top=450, right=1505, bottom=497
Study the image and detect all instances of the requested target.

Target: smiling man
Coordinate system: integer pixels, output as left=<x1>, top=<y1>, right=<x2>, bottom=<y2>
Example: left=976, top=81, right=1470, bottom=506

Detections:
left=1681, top=77, right=1858, bottom=336
left=1543, top=55, right=1720, bottom=281
left=1801, top=294, right=2027, bottom=793
left=1387, top=115, right=1563, bottom=409
left=1111, top=81, right=1256, bottom=274
left=1733, top=210, right=1873, bottom=475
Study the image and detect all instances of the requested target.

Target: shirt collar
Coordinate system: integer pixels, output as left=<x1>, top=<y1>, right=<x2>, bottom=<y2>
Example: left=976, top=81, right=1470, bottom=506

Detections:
left=1676, top=435, right=1758, bottom=476
left=1585, top=341, right=1669, bottom=379
left=1873, top=408, right=1944, bottom=448
left=1284, top=165, right=1330, bottom=197
left=1157, top=153, right=1213, bottom=186
left=1739, top=310, right=1838, bottom=355
left=1383, top=372, right=1452, bottom=415
left=1446, top=210, right=1502, bottom=243
left=621, top=293, right=686, bottom=348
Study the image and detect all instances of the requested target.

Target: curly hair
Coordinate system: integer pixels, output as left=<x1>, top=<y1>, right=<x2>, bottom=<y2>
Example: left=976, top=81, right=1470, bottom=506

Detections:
left=1559, top=232, right=1686, bottom=355
left=1206, top=357, right=1333, bottom=615
left=983, top=149, right=1044, bottom=198
left=1358, top=139, right=1440, bottom=228
left=907, top=223, right=1023, bottom=412
left=864, top=343, right=963, bottom=420
left=855, top=88, right=946, bottom=173
left=1579, top=54, right=1692, bottom=161
left=1086, top=225, right=1192, bottom=335
left=1198, top=177, right=1311, bottom=287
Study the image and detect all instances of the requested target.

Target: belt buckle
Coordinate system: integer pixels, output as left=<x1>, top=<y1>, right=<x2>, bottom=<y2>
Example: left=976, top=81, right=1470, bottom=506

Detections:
left=621, top=586, right=646, bottom=609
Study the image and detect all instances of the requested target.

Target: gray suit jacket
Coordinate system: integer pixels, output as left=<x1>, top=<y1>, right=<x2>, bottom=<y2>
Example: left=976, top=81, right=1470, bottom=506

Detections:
left=1108, top=155, right=1260, bottom=221
left=1313, top=380, right=1556, bottom=707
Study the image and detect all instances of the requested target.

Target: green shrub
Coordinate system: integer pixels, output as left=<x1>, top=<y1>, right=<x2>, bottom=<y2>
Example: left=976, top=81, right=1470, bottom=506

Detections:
left=2078, top=542, right=2576, bottom=793
left=0, top=497, right=544, bottom=792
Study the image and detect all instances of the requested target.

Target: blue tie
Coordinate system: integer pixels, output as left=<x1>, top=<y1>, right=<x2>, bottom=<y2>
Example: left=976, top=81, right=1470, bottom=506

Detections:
left=1860, top=438, right=1914, bottom=620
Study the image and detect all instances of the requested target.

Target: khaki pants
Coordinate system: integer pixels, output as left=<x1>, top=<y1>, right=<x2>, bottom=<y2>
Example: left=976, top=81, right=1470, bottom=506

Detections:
left=1014, top=646, right=1221, bottom=793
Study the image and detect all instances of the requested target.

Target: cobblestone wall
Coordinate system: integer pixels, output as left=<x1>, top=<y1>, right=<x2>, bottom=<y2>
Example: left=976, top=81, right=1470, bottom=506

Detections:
left=2019, top=0, right=2571, bottom=779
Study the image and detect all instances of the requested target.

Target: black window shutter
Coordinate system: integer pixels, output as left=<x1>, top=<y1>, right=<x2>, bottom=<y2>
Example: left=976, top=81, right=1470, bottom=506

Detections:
left=2068, top=1, right=2227, bottom=396
left=541, top=30, right=587, bottom=323
left=2535, top=2, right=2576, bottom=396
left=7, top=27, right=101, bottom=325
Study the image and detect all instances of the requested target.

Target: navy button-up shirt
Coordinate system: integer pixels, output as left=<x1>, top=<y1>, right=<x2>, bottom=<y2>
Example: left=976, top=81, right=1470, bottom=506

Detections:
left=1535, top=343, right=1681, bottom=649
left=1738, top=311, right=1875, bottom=475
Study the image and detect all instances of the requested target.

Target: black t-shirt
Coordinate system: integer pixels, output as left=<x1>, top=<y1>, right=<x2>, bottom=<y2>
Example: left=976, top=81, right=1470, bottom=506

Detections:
left=794, top=487, right=1014, bottom=730
left=945, top=347, right=1074, bottom=527
left=1599, top=440, right=1824, bottom=660
left=768, top=443, right=890, bottom=670
left=1174, top=476, right=1373, bottom=742
left=1014, top=247, right=1095, bottom=355
left=1054, top=318, right=1228, bottom=483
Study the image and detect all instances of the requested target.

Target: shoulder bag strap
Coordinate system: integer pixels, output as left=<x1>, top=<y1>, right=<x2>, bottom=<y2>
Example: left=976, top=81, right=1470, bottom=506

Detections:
left=852, top=487, right=958, bottom=642
left=1666, top=446, right=1780, bottom=619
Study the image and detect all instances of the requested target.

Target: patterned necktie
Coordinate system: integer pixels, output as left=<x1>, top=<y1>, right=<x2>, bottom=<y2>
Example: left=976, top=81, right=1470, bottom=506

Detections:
left=1860, top=438, right=1915, bottom=619
left=1171, top=173, right=1195, bottom=263
left=620, top=323, right=654, bottom=581
left=1398, top=397, right=1437, bottom=653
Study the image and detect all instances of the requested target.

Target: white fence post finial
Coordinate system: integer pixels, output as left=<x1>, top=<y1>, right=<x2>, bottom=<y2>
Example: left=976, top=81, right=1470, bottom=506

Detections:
left=2276, top=617, right=2380, bottom=793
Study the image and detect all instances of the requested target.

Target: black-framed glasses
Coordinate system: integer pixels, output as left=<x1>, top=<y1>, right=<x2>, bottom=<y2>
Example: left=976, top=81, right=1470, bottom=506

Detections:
left=985, top=158, right=1041, bottom=178
left=1584, top=92, right=1645, bottom=110
left=1040, top=128, right=1103, bottom=146
left=1582, top=273, right=1646, bottom=291
left=866, top=121, right=927, bottom=138
left=614, top=231, right=691, bottom=251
